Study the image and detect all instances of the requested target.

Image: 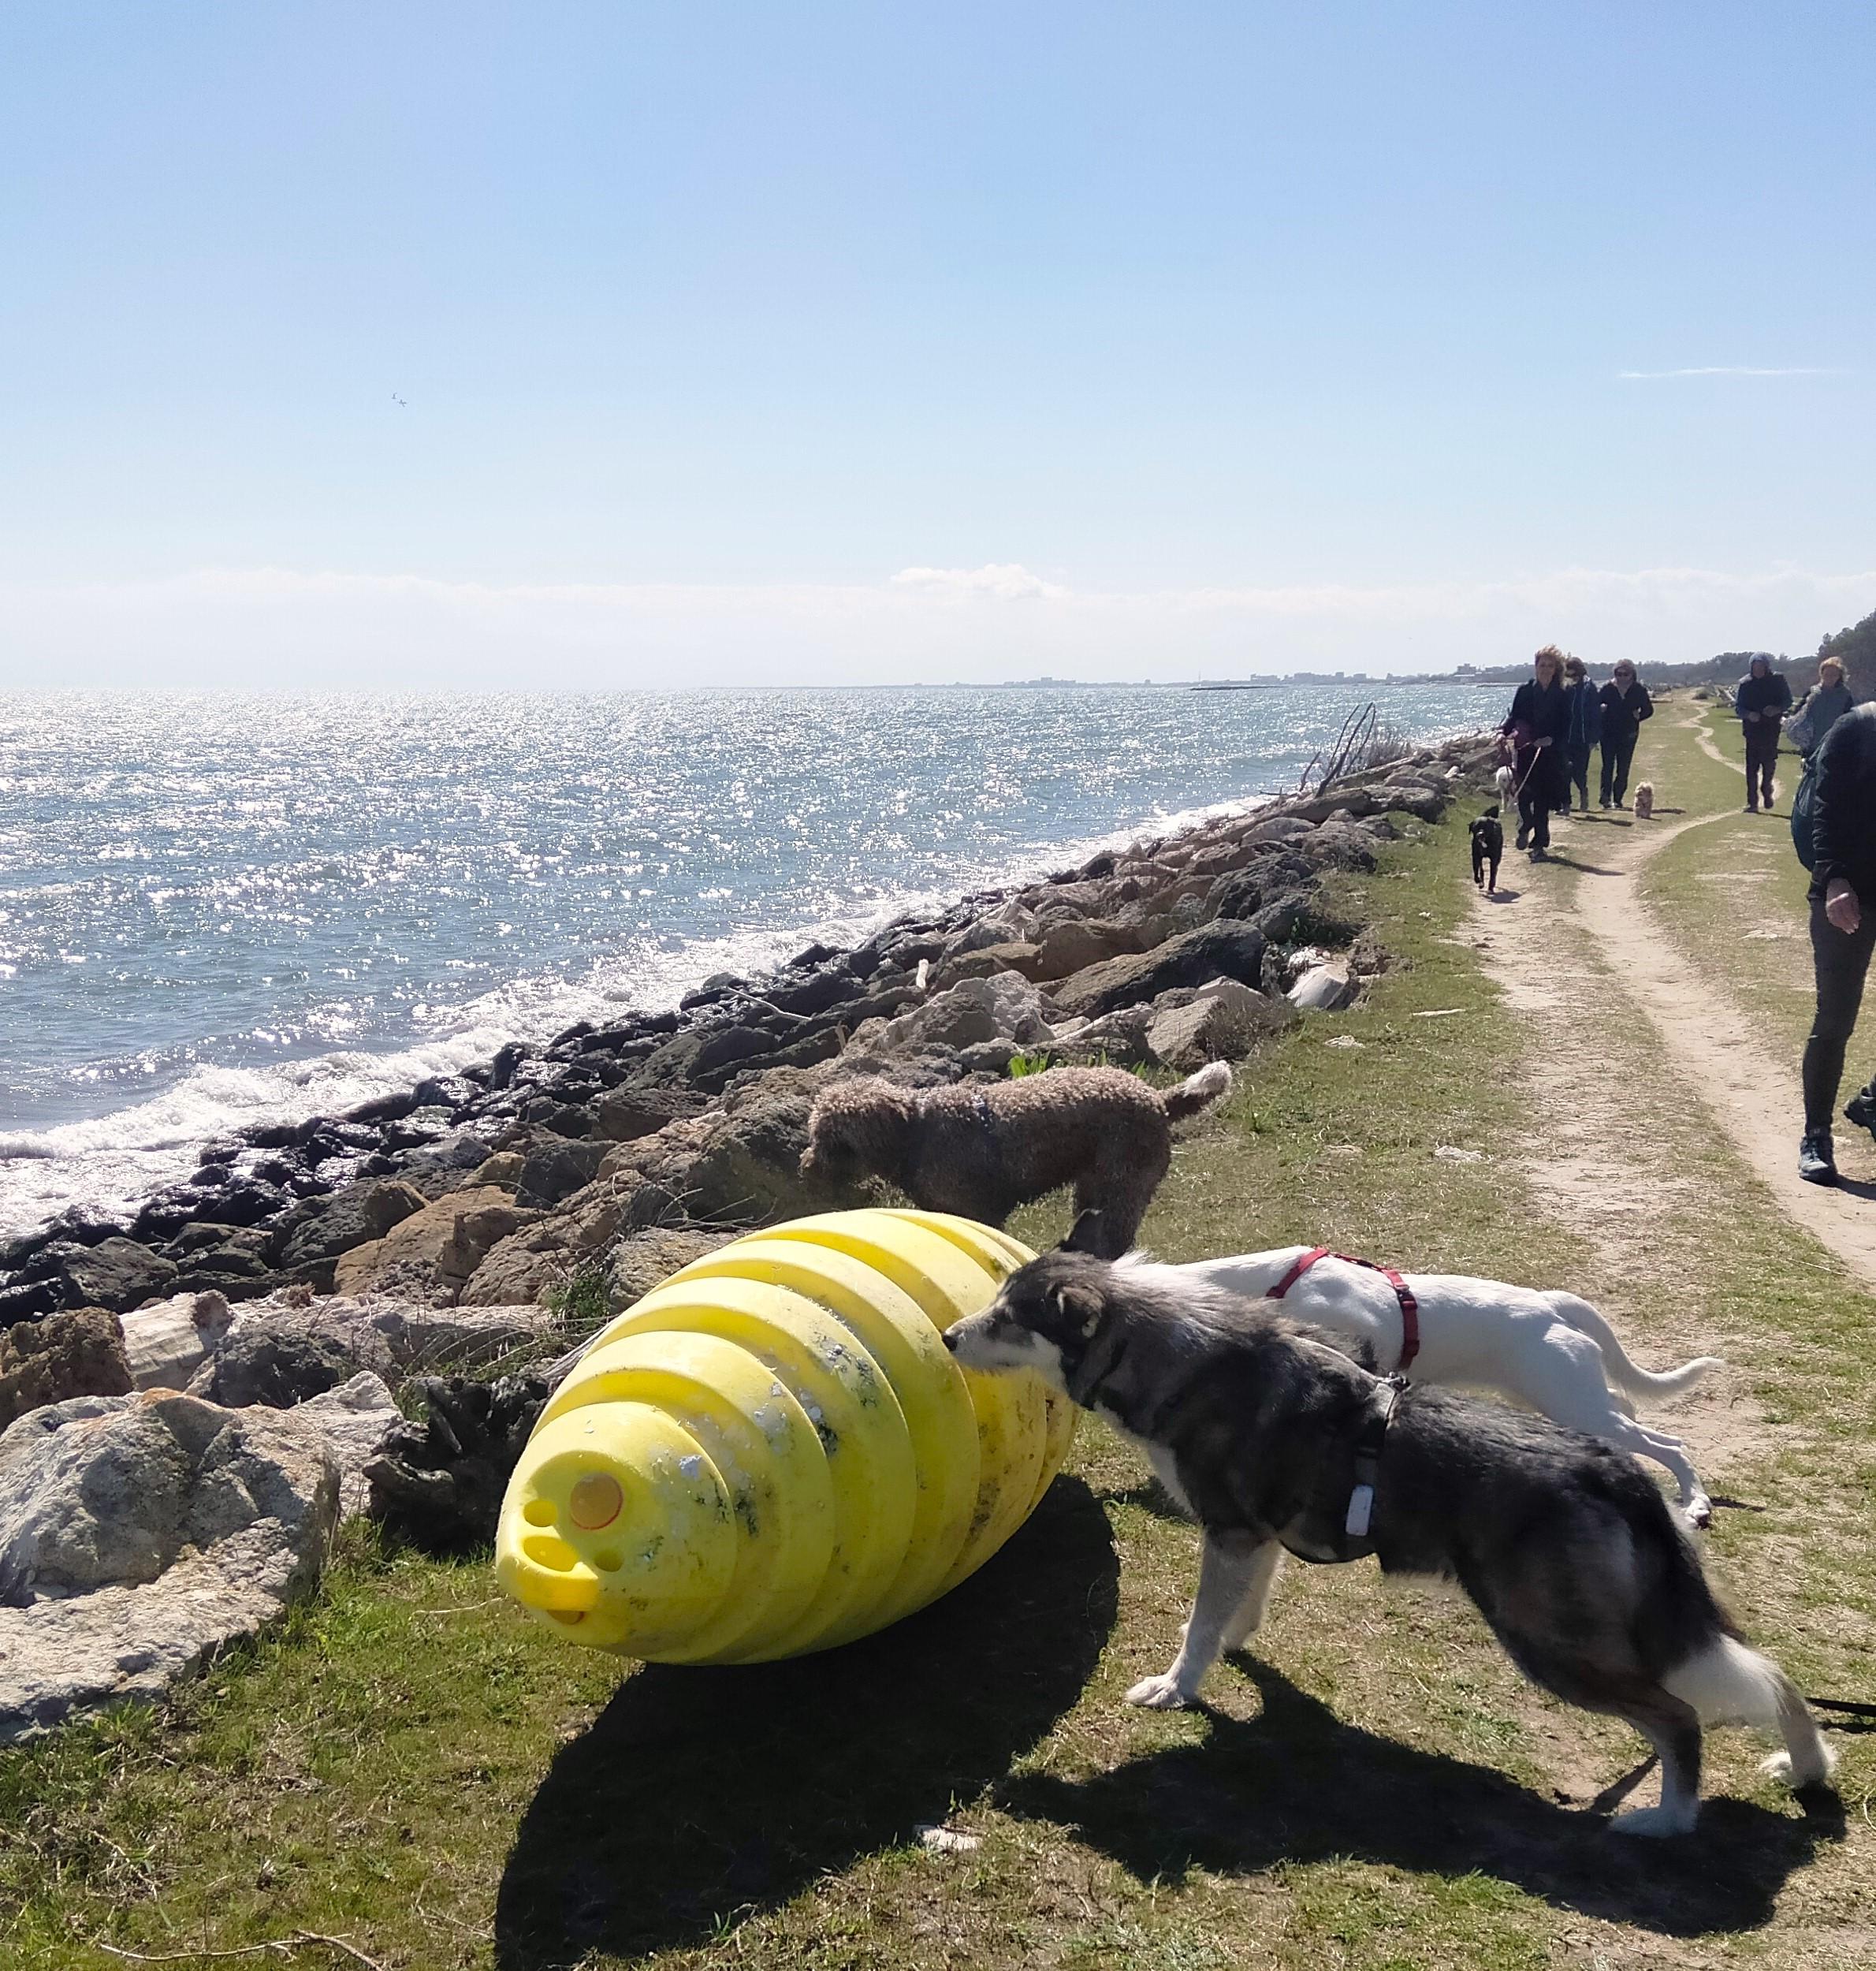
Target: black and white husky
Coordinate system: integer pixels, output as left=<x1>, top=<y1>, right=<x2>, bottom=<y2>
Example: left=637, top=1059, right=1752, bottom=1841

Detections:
left=944, top=1247, right=1834, bottom=1837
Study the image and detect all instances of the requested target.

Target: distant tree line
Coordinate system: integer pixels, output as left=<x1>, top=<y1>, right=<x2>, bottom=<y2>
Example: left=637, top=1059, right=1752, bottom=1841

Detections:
left=1431, top=609, right=1876, bottom=691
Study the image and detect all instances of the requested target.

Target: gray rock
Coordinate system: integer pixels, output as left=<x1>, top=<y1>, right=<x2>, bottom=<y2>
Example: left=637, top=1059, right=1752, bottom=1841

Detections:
left=872, top=974, right=1059, bottom=1053
left=514, top=1137, right=612, bottom=1210
left=1147, top=978, right=1295, bottom=1067
left=0, top=1391, right=338, bottom=1743
left=205, top=1313, right=393, bottom=1409
left=292, top=1372, right=404, bottom=1518
left=605, top=1228, right=735, bottom=1313
left=54, top=1239, right=177, bottom=1314
left=279, top=1179, right=427, bottom=1271
left=1050, top=921, right=1268, bottom=1020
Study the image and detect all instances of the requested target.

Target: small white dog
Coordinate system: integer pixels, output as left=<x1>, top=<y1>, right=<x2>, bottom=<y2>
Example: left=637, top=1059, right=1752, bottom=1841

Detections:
left=1633, top=782, right=1655, bottom=820
left=1149, top=1246, right=1722, bottom=1524
left=1493, top=763, right=1517, bottom=805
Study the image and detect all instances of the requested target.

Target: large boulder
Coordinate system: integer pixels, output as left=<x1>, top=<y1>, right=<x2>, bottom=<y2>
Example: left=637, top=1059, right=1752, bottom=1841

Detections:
left=0, top=1391, right=340, bottom=1742
left=870, top=974, right=1059, bottom=1054
left=1049, top=921, right=1268, bottom=1020
left=333, top=1187, right=534, bottom=1304
left=199, top=1307, right=397, bottom=1409
left=120, top=1291, right=236, bottom=1391
left=0, top=1309, right=133, bottom=1432
left=1029, top=917, right=1150, bottom=981
left=593, top=1083, right=708, bottom=1144
left=292, top=1373, right=404, bottom=1518
left=606, top=1228, right=736, bottom=1312
left=277, top=1178, right=427, bottom=1272
left=514, top=1137, right=612, bottom=1210
left=53, top=1239, right=177, bottom=1314
left=1145, top=978, right=1295, bottom=1070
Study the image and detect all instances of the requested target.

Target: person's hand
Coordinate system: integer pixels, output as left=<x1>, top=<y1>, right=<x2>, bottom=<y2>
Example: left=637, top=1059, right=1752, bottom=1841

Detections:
left=1744, top=710, right=1759, bottom=723
left=1826, top=879, right=1861, bottom=935
left=1536, top=736, right=1553, bottom=747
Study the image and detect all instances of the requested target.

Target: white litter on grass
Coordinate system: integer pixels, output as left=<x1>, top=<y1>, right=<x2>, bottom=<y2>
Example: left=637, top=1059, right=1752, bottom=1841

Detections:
left=1411, top=1008, right=1467, bottom=1019
left=1323, top=1034, right=1365, bottom=1049
left=1434, top=1146, right=1483, bottom=1163
left=917, top=1824, right=981, bottom=1855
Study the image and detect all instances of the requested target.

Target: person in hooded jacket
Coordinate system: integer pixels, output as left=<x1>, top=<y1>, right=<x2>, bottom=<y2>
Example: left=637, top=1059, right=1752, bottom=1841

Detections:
left=1735, top=654, right=1792, bottom=814
left=1597, top=660, right=1653, bottom=808
left=1558, top=653, right=1602, bottom=814
left=1499, top=644, right=1569, bottom=858
left=1798, top=701, right=1876, bottom=1183
left=1789, top=655, right=1856, bottom=758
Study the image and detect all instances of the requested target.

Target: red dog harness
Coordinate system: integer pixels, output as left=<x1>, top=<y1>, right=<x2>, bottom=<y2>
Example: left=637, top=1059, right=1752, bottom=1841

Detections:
left=1268, top=1247, right=1421, bottom=1377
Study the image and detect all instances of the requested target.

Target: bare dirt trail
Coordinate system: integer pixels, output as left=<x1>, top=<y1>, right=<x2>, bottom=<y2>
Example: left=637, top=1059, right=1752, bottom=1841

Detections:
left=1467, top=710, right=1876, bottom=1295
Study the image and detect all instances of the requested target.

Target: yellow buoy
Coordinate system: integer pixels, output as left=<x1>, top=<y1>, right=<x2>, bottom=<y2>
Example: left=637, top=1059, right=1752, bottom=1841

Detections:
left=495, top=1208, right=1074, bottom=1663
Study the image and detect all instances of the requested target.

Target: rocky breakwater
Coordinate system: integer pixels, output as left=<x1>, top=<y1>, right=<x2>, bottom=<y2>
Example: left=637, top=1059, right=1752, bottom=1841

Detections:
left=0, top=732, right=1492, bottom=1738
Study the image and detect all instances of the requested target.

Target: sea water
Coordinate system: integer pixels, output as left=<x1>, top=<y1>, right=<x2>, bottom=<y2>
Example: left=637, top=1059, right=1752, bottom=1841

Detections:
left=0, top=684, right=1486, bottom=1234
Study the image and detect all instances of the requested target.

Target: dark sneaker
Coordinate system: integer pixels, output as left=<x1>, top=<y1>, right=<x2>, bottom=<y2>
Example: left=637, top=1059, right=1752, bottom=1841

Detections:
left=1530, top=845, right=1548, bottom=862
left=1799, top=1131, right=1838, bottom=1185
left=1844, top=1089, right=1876, bottom=1142
left=1515, top=827, right=1528, bottom=850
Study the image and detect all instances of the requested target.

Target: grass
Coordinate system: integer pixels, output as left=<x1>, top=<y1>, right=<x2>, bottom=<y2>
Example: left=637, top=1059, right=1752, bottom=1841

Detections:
left=1641, top=702, right=1818, bottom=1068
left=2, top=773, right=1872, bottom=1969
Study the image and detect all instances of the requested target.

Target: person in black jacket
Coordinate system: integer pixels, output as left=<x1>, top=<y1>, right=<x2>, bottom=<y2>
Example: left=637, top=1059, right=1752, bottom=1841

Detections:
left=1498, top=645, right=1569, bottom=857
left=1798, top=702, right=1876, bottom=1183
left=1735, top=655, right=1793, bottom=814
left=1597, top=661, right=1653, bottom=808
left=1558, top=653, right=1602, bottom=814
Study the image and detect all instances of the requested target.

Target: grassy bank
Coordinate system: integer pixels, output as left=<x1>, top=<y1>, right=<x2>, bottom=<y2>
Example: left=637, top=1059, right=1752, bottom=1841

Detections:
left=2, top=783, right=1870, bottom=1971
left=1641, top=702, right=1818, bottom=1067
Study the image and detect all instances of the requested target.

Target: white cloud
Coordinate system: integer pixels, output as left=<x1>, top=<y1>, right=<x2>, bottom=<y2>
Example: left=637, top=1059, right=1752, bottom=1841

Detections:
left=1617, top=366, right=1841, bottom=379
left=2, top=560, right=1870, bottom=687
left=889, top=562, right=1068, bottom=601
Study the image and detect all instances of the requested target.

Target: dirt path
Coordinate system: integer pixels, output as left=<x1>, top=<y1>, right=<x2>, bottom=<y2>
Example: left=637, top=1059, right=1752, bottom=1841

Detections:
left=1468, top=714, right=1876, bottom=1294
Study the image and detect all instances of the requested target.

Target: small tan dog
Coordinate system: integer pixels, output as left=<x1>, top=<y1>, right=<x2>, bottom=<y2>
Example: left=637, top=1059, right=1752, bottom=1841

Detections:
left=1632, top=782, right=1655, bottom=820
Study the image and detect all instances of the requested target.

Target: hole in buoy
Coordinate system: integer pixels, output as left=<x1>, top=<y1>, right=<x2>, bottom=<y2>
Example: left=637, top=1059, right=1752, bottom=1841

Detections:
left=592, top=1549, right=622, bottom=1573
left=548, top=1608, right=585, bottom=1626
left=568, top=1471, right=624, bottom=1530
left=523, top=1534, right=579, bottom=1571
left=523, top=1498, right=557, bottom=1527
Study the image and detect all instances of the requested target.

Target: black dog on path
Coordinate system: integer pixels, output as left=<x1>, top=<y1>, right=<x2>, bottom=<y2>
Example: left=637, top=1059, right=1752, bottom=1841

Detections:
left=1470, top=806, right=1504, bottom=894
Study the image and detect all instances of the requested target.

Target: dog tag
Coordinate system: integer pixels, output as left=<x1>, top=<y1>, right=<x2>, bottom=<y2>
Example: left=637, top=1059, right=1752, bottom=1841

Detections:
left=1344, top=1483, right=1375, bottom=1541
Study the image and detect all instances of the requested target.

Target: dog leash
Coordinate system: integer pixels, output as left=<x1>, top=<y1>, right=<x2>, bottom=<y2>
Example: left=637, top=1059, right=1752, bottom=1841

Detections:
left=1806, top=1694, right=1876, bottom=1720
left=1269, top=1247, right=1421, bottom=1376
left=1340, top=1374, right=1406, bottom=1556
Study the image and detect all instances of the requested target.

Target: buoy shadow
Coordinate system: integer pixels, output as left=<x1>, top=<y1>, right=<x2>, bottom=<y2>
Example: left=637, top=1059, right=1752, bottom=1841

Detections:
left=494, top=1474, right=1118, bottom=1967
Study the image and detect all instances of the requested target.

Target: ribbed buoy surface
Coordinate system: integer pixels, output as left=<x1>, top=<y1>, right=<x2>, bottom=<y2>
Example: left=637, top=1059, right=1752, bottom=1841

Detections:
left=495, top=1209, right=1074, bottom=1663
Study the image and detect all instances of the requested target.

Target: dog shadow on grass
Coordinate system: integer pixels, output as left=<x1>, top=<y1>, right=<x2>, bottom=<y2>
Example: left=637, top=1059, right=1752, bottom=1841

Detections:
left=493, top=1474, right=1119, bottom=1969
left=996, top=1656, right=1842, bottom=1938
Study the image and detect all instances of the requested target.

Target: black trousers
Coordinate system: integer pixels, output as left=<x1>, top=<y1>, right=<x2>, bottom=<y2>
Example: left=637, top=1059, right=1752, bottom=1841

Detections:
left=1802, top=893, right=1876, bottom=1131
left=1599, top=732, right=1638, bottom=804
left=1565, top=740, right=1593, bottom=807
left=1744, top=724, right=1779, bottom=807
left=1515, top=751, right=1555, bottom=848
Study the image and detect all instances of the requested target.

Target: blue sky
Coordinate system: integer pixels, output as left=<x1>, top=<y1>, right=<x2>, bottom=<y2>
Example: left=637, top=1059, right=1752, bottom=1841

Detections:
left=2, top=3, right=1871, bottom=684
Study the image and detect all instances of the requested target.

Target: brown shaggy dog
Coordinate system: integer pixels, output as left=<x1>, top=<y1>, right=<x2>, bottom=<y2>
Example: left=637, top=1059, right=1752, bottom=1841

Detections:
left=800, top=1062, right=1232, bottom=1259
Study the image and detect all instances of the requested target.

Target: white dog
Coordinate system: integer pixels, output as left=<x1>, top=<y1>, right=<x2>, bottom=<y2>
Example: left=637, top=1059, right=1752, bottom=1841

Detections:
left=1493, top=762, right=1517, bottom=805
left=1144, top=1246, right=1722, bottom=1524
